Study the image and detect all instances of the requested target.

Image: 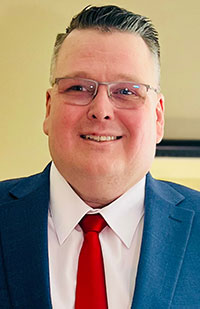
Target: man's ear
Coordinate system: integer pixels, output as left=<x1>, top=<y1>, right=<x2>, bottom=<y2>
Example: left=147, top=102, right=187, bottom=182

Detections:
left=155, top=93, right=165, bottom=144
left=43, top=89, right=52, bottom=136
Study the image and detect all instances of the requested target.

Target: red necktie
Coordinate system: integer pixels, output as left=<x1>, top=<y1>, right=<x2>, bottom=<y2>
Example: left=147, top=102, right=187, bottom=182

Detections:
left=75, top=214, right=108, bottom=309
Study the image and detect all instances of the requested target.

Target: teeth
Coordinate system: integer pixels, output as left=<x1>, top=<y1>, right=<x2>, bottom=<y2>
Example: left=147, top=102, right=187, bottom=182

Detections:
left=82, top=135, right=120, bottom=142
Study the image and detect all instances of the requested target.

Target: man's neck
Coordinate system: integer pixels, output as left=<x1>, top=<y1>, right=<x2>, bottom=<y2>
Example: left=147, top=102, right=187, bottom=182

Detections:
left=53, top=162, right=146, bottom=208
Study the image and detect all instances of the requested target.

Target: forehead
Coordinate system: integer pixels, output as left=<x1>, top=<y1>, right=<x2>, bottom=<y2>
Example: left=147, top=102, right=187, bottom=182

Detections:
left=54, top=29, right=157, bottom=84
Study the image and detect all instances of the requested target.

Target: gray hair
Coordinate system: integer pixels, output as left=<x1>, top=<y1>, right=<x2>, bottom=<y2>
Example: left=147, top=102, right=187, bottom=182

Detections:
left=49, top=5, right=160, bottom=86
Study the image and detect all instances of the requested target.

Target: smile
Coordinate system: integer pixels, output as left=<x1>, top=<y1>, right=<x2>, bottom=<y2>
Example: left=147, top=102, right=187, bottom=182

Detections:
left=80, top=135, right=122, bottom=142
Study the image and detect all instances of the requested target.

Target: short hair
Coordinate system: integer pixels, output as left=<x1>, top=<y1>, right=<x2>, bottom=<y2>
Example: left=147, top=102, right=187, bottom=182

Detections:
left=49, top=5, right=160, bottom=86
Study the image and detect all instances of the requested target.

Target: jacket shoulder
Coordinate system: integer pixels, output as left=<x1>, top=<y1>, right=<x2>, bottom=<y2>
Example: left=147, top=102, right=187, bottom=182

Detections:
left=160, top=179, right=200, bottom=197
left=0, top=164, right=51, bottom=203
left=153, top=177, right=200, bottom=211
left=0, top=177, right=27, bottom=202
left=146, top=174, right=200, bottom=212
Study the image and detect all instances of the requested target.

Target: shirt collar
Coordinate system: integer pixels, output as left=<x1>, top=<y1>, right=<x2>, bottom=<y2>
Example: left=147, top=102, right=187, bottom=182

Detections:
left=49, top=162, right=145, bottom=248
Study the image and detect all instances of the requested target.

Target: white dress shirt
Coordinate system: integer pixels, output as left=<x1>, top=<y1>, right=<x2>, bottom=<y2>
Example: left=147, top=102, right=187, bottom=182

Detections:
left=48, top=162, right=145, bottom=309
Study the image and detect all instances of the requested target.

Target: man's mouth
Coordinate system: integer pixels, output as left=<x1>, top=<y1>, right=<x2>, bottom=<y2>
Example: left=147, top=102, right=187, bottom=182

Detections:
left=80, top=135, right=122, bottom=142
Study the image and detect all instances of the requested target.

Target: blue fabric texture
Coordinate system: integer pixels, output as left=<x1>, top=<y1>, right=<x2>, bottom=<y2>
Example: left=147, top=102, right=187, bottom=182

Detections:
left=0, top=163, right=200, bottom=308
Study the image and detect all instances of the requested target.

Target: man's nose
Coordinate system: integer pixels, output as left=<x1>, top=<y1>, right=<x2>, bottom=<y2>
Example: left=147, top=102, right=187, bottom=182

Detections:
left=87, top=87, right=114, bottom=121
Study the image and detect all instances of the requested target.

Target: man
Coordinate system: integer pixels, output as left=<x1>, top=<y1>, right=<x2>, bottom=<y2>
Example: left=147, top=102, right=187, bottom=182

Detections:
left=0, top=5, right=199, bottom=309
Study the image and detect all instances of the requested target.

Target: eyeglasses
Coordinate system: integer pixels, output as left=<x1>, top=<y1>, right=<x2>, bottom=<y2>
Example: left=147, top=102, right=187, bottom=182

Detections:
left=52, top=77, right=158, bottom=109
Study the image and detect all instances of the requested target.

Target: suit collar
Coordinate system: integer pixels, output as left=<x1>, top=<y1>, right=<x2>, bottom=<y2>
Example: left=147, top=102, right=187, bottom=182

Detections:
left=9, top=163, right=51, bottom=199
left=132, top=173, right=195, bottom=308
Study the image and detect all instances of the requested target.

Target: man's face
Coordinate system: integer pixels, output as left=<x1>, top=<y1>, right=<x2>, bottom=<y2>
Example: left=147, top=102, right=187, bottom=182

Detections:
left=43, top=29, right=164, bottom=191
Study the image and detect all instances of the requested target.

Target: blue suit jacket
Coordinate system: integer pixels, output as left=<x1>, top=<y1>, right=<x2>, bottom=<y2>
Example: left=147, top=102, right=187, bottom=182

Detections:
left=0, top=163, right=200, bottom=308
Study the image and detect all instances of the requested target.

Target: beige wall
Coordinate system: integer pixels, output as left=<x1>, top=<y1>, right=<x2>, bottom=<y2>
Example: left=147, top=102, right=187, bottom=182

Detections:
left=1, top=0, right=200, bottom=190
left=151, top=158, right=200, bottom=191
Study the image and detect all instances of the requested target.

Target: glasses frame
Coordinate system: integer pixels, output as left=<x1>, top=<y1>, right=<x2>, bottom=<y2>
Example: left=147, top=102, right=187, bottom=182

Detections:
left=52, top=77, right=158, bottom=107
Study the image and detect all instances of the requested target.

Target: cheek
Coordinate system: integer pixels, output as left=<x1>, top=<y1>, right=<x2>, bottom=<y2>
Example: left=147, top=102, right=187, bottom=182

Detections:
left=48, top=104, right=86, bottom=151
left=50, top=104, right=76, bottom=132
left=121, top=108, right=157, bottom=153
left=122, top=110, right=149, bottom=139
left=47, top=107, right=71, bottom=149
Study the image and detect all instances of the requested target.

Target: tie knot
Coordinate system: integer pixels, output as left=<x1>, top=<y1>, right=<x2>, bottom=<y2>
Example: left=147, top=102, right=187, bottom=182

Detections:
left=80, top=214, right=107, bottom=234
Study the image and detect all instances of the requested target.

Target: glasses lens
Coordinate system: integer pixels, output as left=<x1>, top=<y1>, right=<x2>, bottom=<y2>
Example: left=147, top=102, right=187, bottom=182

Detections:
left=57, top=78, right=96, bottom=105
left=110, top=82, right=146, bottom=108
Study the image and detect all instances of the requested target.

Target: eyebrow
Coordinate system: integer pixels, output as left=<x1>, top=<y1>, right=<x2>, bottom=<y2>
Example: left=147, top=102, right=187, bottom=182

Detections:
left=58, top=72, right=141, bottom=83
left=61, top=72, right=94, bottom=79
left=114, top=73, right=141, bottom=83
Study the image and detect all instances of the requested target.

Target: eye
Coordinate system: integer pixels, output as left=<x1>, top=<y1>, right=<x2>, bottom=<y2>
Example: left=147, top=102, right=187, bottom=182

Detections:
left=65, top=84, right=87, bottom=92
left=113, top=87, right=139, bottom=97
left=119, top=87, right=137, bottom=96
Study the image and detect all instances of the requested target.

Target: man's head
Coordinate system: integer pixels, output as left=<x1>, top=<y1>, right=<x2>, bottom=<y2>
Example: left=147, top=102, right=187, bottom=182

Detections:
left=50, top=5, right=160, bottom=87
left=43, top=5, right=164, bottom=207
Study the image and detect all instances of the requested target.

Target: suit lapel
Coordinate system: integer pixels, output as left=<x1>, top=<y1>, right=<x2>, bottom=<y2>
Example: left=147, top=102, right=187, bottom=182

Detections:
left=0, top=164, right=52, bottom=308
left=0, top=167, right=195, bottom=308
left=132, top=174, right=195, bottom=308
